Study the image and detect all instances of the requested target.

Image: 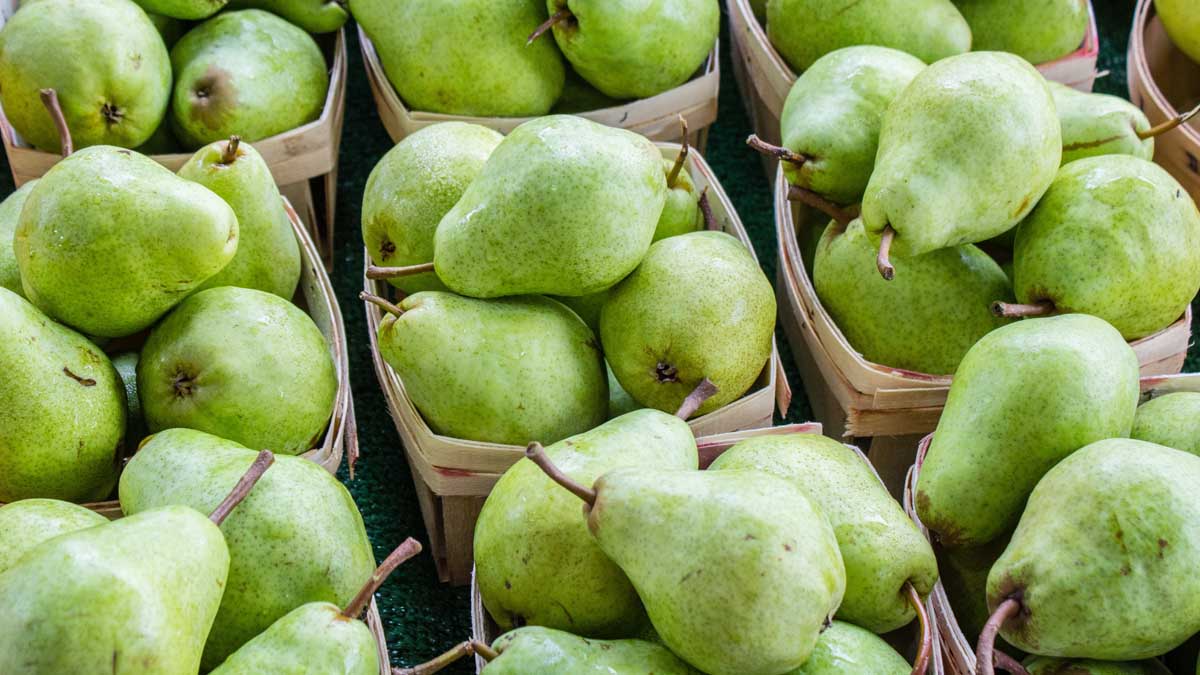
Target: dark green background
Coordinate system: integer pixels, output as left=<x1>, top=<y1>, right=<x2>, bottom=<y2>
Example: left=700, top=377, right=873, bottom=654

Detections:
left=1, top=1, right=1185, bottom=671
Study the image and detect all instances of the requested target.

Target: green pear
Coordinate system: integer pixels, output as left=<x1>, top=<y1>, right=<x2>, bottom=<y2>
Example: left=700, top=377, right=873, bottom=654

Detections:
left=135, top=114, right=184, bottom=153
left=227, top=0, right=349, bottom=33
left=0, top=453, right=271, bottom=675
left=538, top=0, right=719, bottom=99
left=349, top=0, right=564, bottom=116
left=111, top=351, right=146, bottom=449
left=433, top=115, right=666, bottom=298
left=600, top=231, right=775, bottom=417
left=134, top=0, right=228, bottom=19
left=368, top=291, right=607, bottom=445
left=119, top=428, right=376, bottom=669
left=655, top=151, right=703, bottom=241
left=606, top=364, right=639, bottom=419
left=813, top=219, right=1013, bottom=375
left=982, top=439, right=1200, bottom=660
left=0, top=0, right=171, bottom=152
left=0, top=288, right=125, bottom=502
left=147, top=11, right=187, bottom=47
left=953, top=0, right=1088, bottom=63
left=551, top=66, right=621, bottom=113
left=710, top=433, right=938, bottom=633
left=766, top=0, right=970, bottom=72
left=138, top=286, right=338, bottom=455
left=171, top=10, right=328, bottom=148
left=1025, top=657, right=1171, bottom=675
left=0, top=499, right=106, bottom=573
left=180, top=137, right=301, bottom=299
left=15, top=146, right=238, bottom=338
left=916, top=314, right=1139, bottom=548
left=1050, top=82, right=1155, bottom=165
left=791, top=621, right=911, bottom=674
left=1006, top=156, right=1200, bottom=340
left=862, top=52, right=1061, bottom=266
left=553, top=288, right=608, bottom=333
left=476, top=626, right=703, bottom=673
left=756, top=45, right=925, bottom=206
left=474, top=410, right=698, bottom=637
left=1132, top=392, right=1200, bottom=457
left=1158, top=0, right=1200, bottom=63
left=0, top=180, right=36, bottom=298
left=936, top=534, right=1015, bottom=652
left=361, top=122, right=503, bottom=295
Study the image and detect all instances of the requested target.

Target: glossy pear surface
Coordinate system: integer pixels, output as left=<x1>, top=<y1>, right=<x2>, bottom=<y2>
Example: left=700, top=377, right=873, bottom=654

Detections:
left=134, top=0, right=229, bottom=19
left=1025, top=657, right=1171, bottom=675
left=0, top=181, right=35, bottom=298
left=1050, top=81, right=1154, bottom=164
left=485, top=626, right=702, bottom=674
left=791, top=621, right=910, bottom=674
left=209, top=602, right=378, bottom=675
left=1132, top=392, right=1200, bottom=457
left=1156, top=0, right=1200, bottom=64
left=0, top=499, right=106, bottom=573
left=227, top=0, right=348, bottom=32
left=656, top=157, right=702, bottom=241
left=954, top=0, right=1088, bottom=63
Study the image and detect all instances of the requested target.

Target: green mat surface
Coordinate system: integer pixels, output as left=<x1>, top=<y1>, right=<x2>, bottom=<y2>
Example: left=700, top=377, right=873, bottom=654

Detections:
left=2, top=1, right=1191, bottom=671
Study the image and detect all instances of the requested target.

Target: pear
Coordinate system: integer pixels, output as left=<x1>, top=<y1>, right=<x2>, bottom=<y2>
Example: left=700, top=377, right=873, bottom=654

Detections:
left=606, top=364, right=639, bottom=419
left=793, top=621, right=912, bottom=674
left=180, top=137, right=301, bottom=298
left=1157, top=0, right=1200, bottom=64
left=655, top=141, right=703, bottom=241
left=119, top=428, right=376, bottom=669
left=813, top=219, right=1013, bottom=375
left=916, top=314, right=1140, bottom=548
left=551, top=66, right=621, bottom=113
left=1025, top=657, right=1171, bottom=675
left=349, top=0, right=564, bottom=116
left=1051, top=82, right=1156, bottom=165
left=15, top=145, right=238, bottom=338
left=147, top=11, right=187, bottom=47
left=432, top=115, right=666, bottom=298
left=600, top=231, right=775, bottom=417
left=474, top=409, right=699, bottom=637
left=171, top=10, right=328, bottom=148
left=0, top=499, right=106, bottom=573
left=710, top=433, right=938, bottom=634
left=111, top=351, right=146, bottom=449
left=527, top=447, right=846, bottom=675
left=210, top=539, right=421, bottom=675
left=134, top=0, right=229, bottom=19
left=748, top=46, right=925, bottom=207
left=361, top=122, right=503, bottom=296
left=767, top=0, right=969, bottom=72
left=138, top=286, right=338, bottom=455
left=227, top=0, right=349, bottom=32
left=862, top=52, right=1061, bottom=275
left=0, top=0, right=171, bottom=152
left=0, top=180, right=36, bottom=298
left=366, top=291, right=607, bottom=445
left=0, top=451, right=271, bottom=675
left=953, top=0, right=1088, bottom=63
left=553, top=288, right=608, bottom=333
left=1132, top=392, right=1200, bottom=457
left=1001, top=156, right=1200, bottom=340
left=531, top=0, right=718, bottom=99
left=0, top=288, right=125, bottom=502
left=135, top=114, right=184, bottom=153
left=936, top=534, right=1016, bottom=653
left=472, top=626, right=703, bottom=674
left=978, top=439, right=1200, bottom=664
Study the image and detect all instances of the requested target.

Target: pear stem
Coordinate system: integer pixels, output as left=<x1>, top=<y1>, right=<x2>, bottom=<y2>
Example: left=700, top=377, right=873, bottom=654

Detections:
left=976, top=597, right=1022, bottom=675
left=391, top=640, right=479, bottom=675
left=993, top=650, right=1030, bottom=675
left=876, top=225, right=896, bottom=281
left=991, top=300, right=1055, bottom=319
left=39, top=88, right=73, bottom=157
left=526, top=7, right=571, bottom=45
left=366, top=262, right=436, bottom=280
left=471, top=640, right=499, bottom=661
left=904, top=581, right=931, bottom=675
left=675, top=378, right=718, bottom=420
left=209, top=450, right=274, bottom=526
left=698, top=186, right=718, bottom=231
left=360, top=291, right=404, bottom=316
left=525, top=442, right=596, bottom=505
left=786, top=185, right=859, bottom=227
left=745, top=134, right=807, bottom=165
left=1137, top=102, right=1200, bottom=140
left=220, top=135, right=241, bottom=164
left=342, top=537, right=423, bottom=619
left=667, top=116, right=690, bottom=188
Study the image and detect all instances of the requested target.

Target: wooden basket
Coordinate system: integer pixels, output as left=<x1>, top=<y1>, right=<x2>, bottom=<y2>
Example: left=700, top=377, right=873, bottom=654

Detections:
left=468, top=423, right=945, bottom=674
left=364, top=144, right=791, bottom=584
left=727, top=0, right=1100, bottom=180
left=357, top=25, right=719, bottom=150
left=0, top=0, right=347, bottom=266
left=1129, top=0, right=1200, bottom=204
left=774, top=167, right=1192, bottom=492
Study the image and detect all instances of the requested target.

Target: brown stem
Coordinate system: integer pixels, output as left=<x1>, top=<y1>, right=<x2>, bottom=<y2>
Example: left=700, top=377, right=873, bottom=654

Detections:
left=219, top=135, right=241, bottom=164
left=786, top=185, right=859, bottom=227
left=991, top=300, right=1055, bottom=318
left=342, top=537, right=422, bottom=619
left=1137, top=102, right=1200, bottom=140
left=391, top=640, right=480, bottom=675
left=360, top=291, right=404, bottom=316
left=876, top=225, right=896, bottom=281
left=526, top=442, right=596, bottom=505
left=39, top=88, right=73, bottom=157
left=745, top=134, right=807, bottom=165
left=976, top=598, right=1022, bottom=675
left=366, top=262, right=436, bottom=280
left=471, top=640, right=499, bottom=661
left=675, top=378, right=718, bottom=420
left=209, top=450, right=274, bottom=525
left=993, top=650, right=1030, bottom=675
left=667, top=116, right=690, bottom=188
left=905, top=581, right=931, bottom=675
left=526, top=7, right=571, bottom=45
left=698, top=186, right=718, bottom=231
